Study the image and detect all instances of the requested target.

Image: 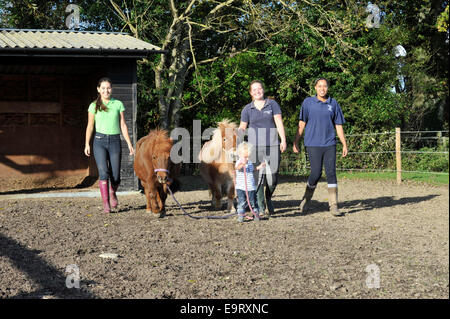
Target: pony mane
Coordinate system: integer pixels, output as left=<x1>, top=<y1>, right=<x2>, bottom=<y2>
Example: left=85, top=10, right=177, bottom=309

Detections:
left=148, top=128, right=173, bottom=153
left=199, top=118, right=237, bottom=163
left=217, top=118, right=237, bottom=130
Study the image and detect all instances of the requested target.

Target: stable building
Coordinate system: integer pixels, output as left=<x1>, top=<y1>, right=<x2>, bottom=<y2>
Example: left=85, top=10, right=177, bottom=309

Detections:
left=0, top=29, right=162, bottom=190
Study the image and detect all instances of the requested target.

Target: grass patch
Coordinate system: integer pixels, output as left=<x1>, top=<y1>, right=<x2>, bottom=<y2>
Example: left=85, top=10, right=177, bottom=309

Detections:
left=337, top=171, right=449, bottom=185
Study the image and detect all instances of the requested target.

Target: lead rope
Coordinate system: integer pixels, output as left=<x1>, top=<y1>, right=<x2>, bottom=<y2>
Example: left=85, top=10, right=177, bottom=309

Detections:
left=167, top=185, right=237, bottom=219
left=243, top=163, right=260, bottom=220
left=164, top=163, right=260, bottom=220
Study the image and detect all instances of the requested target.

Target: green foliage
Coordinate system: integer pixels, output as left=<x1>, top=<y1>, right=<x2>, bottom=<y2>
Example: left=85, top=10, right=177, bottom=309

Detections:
left=0, top=0, right=66, bottom=28
left=178, top=0, right=448, bottom=137
left=436, top=4, right=449, bottom=32
left=280, top=134, right=449, bottom=177
left=0, top=0, right=448, bottom=175
left=278, top=150, right=309, bottom=176
left=337, top=171, right=449, bottom=185
left=403, top=147, right=449, bottom=173
left=336, top=133, right=397, bottom=171
left=180, top=50, right=274, bottom=130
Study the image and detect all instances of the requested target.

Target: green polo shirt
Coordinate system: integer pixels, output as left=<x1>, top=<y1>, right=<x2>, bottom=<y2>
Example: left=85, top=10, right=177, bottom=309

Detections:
left=88, top=98, right=125, bottom=135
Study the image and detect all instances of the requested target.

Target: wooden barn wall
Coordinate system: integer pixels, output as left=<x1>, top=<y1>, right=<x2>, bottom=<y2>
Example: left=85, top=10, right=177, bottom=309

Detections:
left=105, top=59, right=138, bottom=191
left=0, top=60, right=93, bottom=179
left=0, top=57, right=139, bottom=191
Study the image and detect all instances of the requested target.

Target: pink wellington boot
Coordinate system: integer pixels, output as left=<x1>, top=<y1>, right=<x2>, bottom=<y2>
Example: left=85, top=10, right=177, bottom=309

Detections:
left=109, top=182, right=119, bottom=209
left=99, top=180, right=111, bottom=213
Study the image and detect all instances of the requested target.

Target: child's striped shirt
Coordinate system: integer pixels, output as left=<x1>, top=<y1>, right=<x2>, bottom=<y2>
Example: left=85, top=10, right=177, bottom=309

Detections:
left=235, top=159, right=256, bottom=191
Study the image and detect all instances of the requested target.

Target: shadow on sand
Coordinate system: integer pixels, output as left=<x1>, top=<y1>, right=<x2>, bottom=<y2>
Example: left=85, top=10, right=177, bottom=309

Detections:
left=269, top=194, right=440, bottom=218
left=0, top=232, right=97, bottom=299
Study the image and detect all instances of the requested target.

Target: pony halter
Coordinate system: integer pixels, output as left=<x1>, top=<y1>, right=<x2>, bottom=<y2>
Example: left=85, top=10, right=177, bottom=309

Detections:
left=154, top=168, right=170, bottom=173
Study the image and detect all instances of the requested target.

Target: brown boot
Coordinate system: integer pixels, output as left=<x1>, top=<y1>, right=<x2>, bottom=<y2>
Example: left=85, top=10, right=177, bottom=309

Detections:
left=299, top=184, right=315, bottom=213
left=99, top=180, right=111, bottom=213
left=327, top=187, right=343, bottom=216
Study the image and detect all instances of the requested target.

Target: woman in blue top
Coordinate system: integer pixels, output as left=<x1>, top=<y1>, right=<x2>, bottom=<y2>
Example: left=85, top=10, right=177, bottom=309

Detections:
left=239, top=80, right=287, bottom=219
left=293, top=78, right=348, bottom=216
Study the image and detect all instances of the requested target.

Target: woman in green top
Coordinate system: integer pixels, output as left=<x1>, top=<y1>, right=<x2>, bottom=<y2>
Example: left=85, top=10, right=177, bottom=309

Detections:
left=84, top=77, right=134, bottom=213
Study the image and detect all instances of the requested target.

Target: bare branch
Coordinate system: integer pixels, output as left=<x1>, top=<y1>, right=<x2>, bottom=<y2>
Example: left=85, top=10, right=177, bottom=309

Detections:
left=182, top=0, right=197, bottom=17
left=186, top=19, right=238, bottom=33
left=109, top=0, right=138, bottom=36
left=187, top=20, right=198, bottom=72
left=169, top=0, right=178, bottom=19
left=209, top=0, right=236, bottom=15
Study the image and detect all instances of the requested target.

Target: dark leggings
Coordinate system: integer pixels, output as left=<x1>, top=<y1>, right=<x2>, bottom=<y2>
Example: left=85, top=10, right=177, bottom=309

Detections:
left=253, top=145, right=280, bottom=191
left=306, top=145, right=337, bottom=187
left=93, top=132, right=122, bottom=184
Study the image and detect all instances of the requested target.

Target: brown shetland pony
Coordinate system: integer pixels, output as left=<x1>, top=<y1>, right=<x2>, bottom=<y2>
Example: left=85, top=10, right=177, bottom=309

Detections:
left=134, top=129, right=180, bottom=218
left=199, top=119, right=238, bottom=213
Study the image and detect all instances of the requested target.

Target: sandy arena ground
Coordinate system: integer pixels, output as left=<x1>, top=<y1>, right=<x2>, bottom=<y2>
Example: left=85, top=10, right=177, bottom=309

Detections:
left=0, top=175, right=448, bottom=299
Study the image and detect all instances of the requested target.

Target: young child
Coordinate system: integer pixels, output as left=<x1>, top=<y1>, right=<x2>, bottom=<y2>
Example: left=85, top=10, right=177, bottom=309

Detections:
left=235, top=142, right=266, bottom=222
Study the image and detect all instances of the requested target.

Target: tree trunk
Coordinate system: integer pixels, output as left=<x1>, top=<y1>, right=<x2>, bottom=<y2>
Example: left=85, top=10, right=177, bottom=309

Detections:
left=155, top=18, right=190, bottom=130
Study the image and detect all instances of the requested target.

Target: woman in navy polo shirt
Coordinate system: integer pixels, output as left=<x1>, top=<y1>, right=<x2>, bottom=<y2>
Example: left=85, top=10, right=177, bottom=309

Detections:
left=293, top=78, right=348, bottom=216
left=239, top=80, right=287, bottom=219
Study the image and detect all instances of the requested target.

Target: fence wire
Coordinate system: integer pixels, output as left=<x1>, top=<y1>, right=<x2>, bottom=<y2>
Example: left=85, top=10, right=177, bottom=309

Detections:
left=347, top=151, right=448, bottom=154
left=179, top=130, right=449, bottom=178
left=279, top=129, right=449, bottom=177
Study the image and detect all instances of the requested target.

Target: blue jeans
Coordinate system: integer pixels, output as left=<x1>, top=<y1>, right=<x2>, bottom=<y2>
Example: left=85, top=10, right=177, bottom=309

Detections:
left=93, top=132, right=122, bottom=184
left=236, top=189, right=258, bottom=214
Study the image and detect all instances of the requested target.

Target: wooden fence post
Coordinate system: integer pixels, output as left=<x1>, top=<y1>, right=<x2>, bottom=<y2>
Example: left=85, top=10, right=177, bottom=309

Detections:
left=437, top=131, right=442, bottom=148
left=396, top=127, right=401, bottom=184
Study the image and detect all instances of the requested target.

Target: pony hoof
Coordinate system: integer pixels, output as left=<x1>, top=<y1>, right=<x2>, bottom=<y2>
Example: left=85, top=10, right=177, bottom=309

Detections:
left=159, top=211, right=166, bottom=218
left=213, top=200, right=221, bottom=210
left=147, top=209, right=159, bottom=217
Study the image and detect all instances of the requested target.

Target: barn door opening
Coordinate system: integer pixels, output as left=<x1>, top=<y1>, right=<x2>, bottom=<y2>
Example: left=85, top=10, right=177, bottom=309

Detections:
left=0, top=73, right=94, bottom=193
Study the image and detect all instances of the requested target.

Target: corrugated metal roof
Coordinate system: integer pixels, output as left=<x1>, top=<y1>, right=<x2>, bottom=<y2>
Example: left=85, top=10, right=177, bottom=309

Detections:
left=0, top=29, right=162, bottom=56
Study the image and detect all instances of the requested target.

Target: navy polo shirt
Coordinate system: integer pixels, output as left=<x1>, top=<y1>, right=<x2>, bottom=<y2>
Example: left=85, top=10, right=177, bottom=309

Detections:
left=299, top=96, right=345, bottom=147
left=241, top=99, right=282, bottom=146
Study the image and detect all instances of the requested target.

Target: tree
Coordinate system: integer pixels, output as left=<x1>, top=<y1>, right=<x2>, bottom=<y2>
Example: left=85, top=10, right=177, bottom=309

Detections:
left=0, top=0, right=67, bottom=28
left=106, top=0, right=286, bottom=129
left=1, top=0, right=446, bottom=133
left=0, top=0, right=123, bottom=30
left=437, top=3, right=449, bottom=33
left=107, top=0, right=370, bottom=130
